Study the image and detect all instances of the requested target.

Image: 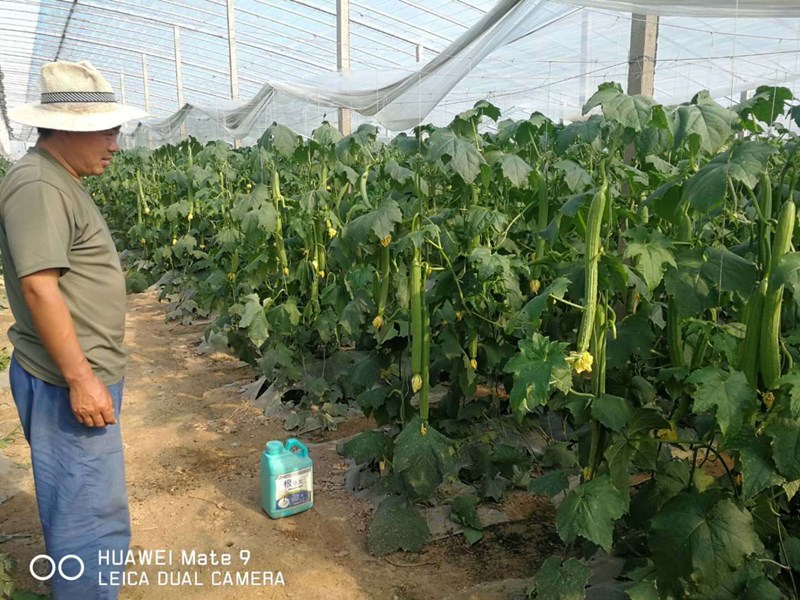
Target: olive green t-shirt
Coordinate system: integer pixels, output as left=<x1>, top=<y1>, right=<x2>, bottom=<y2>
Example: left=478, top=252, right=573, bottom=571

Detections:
left=0, top=147, right=127, bottom=387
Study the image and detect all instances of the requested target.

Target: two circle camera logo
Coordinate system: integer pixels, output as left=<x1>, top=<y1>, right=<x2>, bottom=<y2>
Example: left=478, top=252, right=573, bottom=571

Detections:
left=29, top=554, right=85, bottom=581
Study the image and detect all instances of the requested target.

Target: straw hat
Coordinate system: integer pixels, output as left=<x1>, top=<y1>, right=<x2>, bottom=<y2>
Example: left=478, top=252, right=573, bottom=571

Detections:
left=9, top=61, right=148, bottom=132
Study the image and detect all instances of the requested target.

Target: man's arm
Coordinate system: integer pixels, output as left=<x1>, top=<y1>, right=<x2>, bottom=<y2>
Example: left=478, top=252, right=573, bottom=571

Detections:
left=20, top=269, right=116, bottom=427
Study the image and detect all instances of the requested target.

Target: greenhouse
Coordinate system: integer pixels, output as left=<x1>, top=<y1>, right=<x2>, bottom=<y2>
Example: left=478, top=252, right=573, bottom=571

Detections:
left=2, top=0, right=800, bottom=599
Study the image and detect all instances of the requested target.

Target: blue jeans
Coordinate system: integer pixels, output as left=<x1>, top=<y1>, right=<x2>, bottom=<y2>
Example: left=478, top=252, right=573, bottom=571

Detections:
left=10, top=355, right=130, bottom=600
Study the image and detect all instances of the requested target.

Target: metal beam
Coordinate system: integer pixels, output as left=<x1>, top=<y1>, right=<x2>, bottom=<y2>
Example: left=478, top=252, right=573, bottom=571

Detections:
left=337, top=0, right=351, bottom=136
left=226, top=0, right=239, bottom=102
left=141, top=54, right=151, bottom=114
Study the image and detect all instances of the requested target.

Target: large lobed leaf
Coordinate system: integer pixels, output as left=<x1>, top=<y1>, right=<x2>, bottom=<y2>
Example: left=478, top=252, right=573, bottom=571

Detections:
left=366, top=495, right=429, bottom=556
left=504, top=333, right=570, bottom=415
left=649, top=490, right=763, bottom=595
left=672, top=91, right=738, bottom=155
left=427, top=129, right=485, bottom=183
left=684, top=141, right=777, bottom=214
left=393, top=417, right=456, bottom=500
left=688, top=367, right=757, bottom=440
left=583, top=81, right=657, bottom=132
left=556, top=475, right=627, bottom=552
left=623, top=226, right=676, bottom=290
left=529, top=556, right=591, bottom=600
left=343, top=198, right=403, bottom=243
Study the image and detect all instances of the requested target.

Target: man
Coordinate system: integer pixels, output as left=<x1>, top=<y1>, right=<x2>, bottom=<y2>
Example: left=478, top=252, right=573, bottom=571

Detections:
left=1, top=61, right=147, bottom=599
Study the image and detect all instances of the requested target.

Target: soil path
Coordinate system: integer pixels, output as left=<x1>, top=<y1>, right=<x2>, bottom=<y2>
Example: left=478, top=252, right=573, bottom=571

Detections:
left=0, top=291, right=560, bottom=600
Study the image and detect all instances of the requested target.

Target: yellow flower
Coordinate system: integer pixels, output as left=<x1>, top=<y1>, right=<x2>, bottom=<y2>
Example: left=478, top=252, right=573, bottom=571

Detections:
left=656, top=427, right=678, bottom=441
left=372, top=315, right=384, bottom=329
left=380, top=235, right=392, bottom=248
left=568, top=350, right=593, bottom=374
left=455, top=311, right=464, bottom=321
left=226, top=272, right=236, bottom=282
left=470, top=358, right=478, bottom=371
left=327, top=227, right=337, bottom=239
left=529, top=279, right=542, bottom=294
left=172, top=237, right=178, bottom=246
left=763, top=391, right=776, bottom=410
left=411, top=374, right=423, bottom=393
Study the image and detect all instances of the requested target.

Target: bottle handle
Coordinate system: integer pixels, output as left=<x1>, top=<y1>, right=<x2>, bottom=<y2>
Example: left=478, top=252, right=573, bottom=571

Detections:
left=285, top=438, right=308, bottom=457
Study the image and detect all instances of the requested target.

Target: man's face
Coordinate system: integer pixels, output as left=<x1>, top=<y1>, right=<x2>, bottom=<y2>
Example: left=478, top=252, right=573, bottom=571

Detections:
left=62, top=127, right=121, bottom=177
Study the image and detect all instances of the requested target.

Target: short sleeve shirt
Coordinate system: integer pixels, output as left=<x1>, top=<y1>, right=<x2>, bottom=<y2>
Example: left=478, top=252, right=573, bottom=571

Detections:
left=0, top=147, right=127, bottom=387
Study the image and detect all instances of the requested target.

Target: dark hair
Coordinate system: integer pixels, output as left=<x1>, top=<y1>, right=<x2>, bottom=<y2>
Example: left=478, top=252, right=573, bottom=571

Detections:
left=37, top=128, right=55, bottom=139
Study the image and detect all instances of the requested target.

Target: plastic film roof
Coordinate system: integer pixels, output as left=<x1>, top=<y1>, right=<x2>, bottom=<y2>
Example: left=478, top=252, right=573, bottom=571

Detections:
left=1, top=0, right=800, bottom=156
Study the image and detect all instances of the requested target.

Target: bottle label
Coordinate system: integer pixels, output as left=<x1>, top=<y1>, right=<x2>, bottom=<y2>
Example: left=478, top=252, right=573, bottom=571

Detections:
left=275, top=467, right=313, bottom=510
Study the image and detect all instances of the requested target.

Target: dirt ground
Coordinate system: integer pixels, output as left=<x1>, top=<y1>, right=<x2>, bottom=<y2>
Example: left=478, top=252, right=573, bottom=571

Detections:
left=0, top=291, right=562, bottom=600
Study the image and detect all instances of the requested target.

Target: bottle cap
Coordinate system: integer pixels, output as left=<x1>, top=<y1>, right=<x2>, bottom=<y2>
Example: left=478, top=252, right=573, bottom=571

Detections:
left=266, top=441, right=283, bottom=455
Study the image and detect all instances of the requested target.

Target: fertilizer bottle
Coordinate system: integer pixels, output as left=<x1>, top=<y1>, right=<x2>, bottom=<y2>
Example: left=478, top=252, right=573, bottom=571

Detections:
left=260, top=438, right=314, bottom=519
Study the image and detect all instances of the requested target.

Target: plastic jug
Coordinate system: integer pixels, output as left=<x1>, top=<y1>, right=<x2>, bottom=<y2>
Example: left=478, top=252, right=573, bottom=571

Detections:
left=260, top=438, right=314, bottom=519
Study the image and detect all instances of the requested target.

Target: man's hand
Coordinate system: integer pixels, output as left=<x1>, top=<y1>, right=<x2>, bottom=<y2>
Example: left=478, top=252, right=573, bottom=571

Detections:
left=69, top=373, right=116, bottom=427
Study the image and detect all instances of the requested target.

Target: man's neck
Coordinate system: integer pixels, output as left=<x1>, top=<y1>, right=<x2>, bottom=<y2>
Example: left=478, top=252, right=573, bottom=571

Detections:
left=36, top=138, right=80, bottom=180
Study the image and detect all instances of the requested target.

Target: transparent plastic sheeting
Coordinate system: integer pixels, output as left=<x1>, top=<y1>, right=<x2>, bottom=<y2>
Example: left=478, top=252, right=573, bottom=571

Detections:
left=560, top=0, right=800, bottom=18
left=128, top=0, right=568, bottom=145
left=125, top=0, right=800, bottom=148
left=3, top=0, right=799, bottom=154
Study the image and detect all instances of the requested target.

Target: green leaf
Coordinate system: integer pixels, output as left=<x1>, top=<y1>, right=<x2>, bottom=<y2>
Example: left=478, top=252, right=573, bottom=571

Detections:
left=623, top=226, right=676, bottom=289
left=701, top=246, right=758, bottom=296
left=764, top=417, right=800, bottom=480
left=342, top=430, right=393, bottom=464
left=394, top=418, right=455, bottom=500
left=258, top=123, right=300, bottom=157
left=554, top=159, right=592, bottom=193
left=451, top=495, right=483, bottom=532
left=384, top=160, right=414, bottom=185
left=530, top=556, right=591, bottom=600
left=311, top=121, right=342, bottom=147
left=649, top=491, right=763, bottom=593
left=556, top=475, right=627, bottom=552
left=626, top=579, right=660, bottom=600
left=673, top=92, right=738, bottom=154
left=366, top=495, right=429, bottom=555
left=344, top=198, right=403, bottom=243
left=504, top=333, right=570, bottom=415
left=782, top=536, right=800, bottom=571
left=591, top=394, right=632, bottom=432
left=736, top=85, right=794, bottom=125
left=583, top=82, right=656, bottom=132
left=688, top=368, right=756, bottom=439
left=664, top=250, right=714, bottom=318
left=529, top=470, right=571, bottom=497
left=770, top=251, right=800, bottom=288
left=542, top=442, right=579, bottom=469
left=605, top=410, right=671, bottom=493
left=607, top=313, right=655, bottom=370
left=497, top=154, right=533, bottom=188
left=779, top=370, right=800, bottom=418
left=684, top=141, right=777, bottom=213
left=236, top=293, right=270, bottom=347
left=515, top=277, right=571, bottom=328
left=556, top=115, right=604, bottom=153
left=730, top=430, right=784, bottom=499
left=743, top=577, right=783, bottom=600
left=427, top=129, right=485, bottom=183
